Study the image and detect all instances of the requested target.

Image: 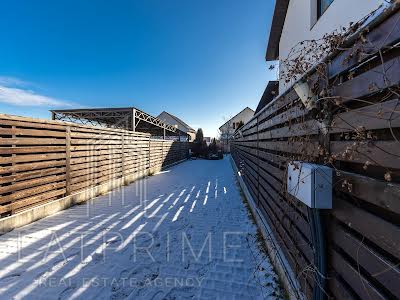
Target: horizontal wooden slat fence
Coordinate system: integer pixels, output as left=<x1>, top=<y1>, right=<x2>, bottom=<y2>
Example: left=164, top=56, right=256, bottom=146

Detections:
left=0, top=114, right=189, bottom=217
left=231, top=7, right=400, bottom=300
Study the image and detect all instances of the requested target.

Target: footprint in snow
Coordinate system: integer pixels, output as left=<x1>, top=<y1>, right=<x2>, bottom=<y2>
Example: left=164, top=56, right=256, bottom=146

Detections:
left=162, top=286, right=196, bottom=300
left=37, top=252, right=79, bottom=280
left=0, top=273, right=21, bottom=283
left=91, top=253, right=104, bottom=264
left=58, top=285, right=76, bottom=300
left=112, top=265, right=160, bottom=299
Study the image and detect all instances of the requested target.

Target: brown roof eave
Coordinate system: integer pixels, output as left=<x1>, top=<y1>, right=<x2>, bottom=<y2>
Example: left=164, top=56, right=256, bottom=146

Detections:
left=265, top=0, right=290, bottom=61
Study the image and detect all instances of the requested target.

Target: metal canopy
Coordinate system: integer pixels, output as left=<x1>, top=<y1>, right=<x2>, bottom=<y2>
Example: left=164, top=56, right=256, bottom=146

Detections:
left=50, top=107, right=188, bottom=139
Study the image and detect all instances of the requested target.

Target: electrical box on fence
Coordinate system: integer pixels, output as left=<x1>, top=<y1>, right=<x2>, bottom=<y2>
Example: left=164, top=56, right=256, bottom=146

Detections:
left=287, top=161, right=333, bottom=209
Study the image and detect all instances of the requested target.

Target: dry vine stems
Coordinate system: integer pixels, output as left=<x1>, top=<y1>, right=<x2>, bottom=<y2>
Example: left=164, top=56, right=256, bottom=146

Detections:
left=276, top=5, right=399, bottom=184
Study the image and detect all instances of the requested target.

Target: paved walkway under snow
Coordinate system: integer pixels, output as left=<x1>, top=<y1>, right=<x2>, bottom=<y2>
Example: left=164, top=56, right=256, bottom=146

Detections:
left=0, top=157, right=281, bottom=300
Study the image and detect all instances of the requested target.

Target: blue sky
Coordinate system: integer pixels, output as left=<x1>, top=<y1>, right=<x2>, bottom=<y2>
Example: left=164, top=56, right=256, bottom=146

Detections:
left=0, top=0, right=277, bottom=137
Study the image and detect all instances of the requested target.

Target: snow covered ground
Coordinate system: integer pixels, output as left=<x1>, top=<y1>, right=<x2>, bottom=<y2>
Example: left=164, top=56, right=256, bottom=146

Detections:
left=0, top=156, right=282, bottom=299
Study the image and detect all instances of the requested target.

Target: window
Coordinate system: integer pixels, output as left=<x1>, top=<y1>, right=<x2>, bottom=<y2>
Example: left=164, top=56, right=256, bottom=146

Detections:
left=232, top=123, right=236, bottom=129
left=317, top=0, right=334, bottom=19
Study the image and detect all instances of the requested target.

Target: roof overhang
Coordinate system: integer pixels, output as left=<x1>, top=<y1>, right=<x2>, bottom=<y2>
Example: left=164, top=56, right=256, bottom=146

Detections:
left=255, top=81, right=279, bottom=114
left=265, top=0, right=290, bottom=61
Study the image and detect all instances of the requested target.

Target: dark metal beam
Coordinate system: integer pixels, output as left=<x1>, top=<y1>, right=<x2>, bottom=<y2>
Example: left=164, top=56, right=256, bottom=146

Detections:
left=50, top=107, right=189, bottom=139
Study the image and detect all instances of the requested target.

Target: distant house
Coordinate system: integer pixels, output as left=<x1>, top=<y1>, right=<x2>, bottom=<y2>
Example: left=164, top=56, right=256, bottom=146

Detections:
left=267, top=0, right=385, bottom=94
left=157, top=111, right=196, bottom=142
left=204, top=137, right=212, bottom=146
left=255, top=81, right=279, bottom=114
left=219, top=107, right=254, bottom=152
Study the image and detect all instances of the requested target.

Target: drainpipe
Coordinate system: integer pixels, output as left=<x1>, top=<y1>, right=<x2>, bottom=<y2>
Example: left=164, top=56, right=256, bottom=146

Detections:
left=308, top=208, right=328, bottom=300
left=288, top=161, right=332, bottom=300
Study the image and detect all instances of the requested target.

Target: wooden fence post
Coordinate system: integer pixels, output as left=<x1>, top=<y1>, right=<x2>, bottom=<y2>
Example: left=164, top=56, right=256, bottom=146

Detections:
left=148, top=137, right=151, bottom=170
left=66, top=126, right=71, bottom=195
left=162, top=140, right=165, bottom=164
left=256, top=117, right=260, bottom=206
left=11, top=126, right=16, bottom=215
left=121, top=133, right=125, bottom=179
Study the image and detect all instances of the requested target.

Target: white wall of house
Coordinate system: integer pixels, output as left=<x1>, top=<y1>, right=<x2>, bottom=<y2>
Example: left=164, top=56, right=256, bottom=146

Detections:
left=158, top=112, right=185, bottom=132
left=219, top=108, right=254, bottom=137
left=219, top=107, right=254, bottom=152
left=278, top=0, right=385, bottom=93
left=157, top=111, right=195, bottom=141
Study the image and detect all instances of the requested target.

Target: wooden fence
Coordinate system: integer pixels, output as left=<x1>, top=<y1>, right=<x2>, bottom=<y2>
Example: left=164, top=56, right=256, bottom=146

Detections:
left=0, top=114, right=189, bottom=217
left=231, top=7, right=400, bottom=300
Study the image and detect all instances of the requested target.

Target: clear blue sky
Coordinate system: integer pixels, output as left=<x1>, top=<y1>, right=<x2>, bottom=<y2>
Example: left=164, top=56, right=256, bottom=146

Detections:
left=0, top=0, right=277, bottom=137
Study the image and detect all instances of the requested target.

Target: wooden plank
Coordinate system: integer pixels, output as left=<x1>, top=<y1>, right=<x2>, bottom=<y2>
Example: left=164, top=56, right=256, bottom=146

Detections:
left=70, top=168, right=123, bottom=185
left=257, top=192, right=315, bottom=299
left=0, top=181, right=66, bottom=204
left=0, top=153, right=66, bottom=164
left=330, top=249, right=386, bottom=300
left=329, top=10, right=400, bottom=78
left=0, top=118, right=66, bottom=131
left=328, top=276, right=358, bottom=300
left=71, top=125, right=148, bottom=137
left=258, top=119, right=320, bottom=140
left=331, top=98, right=400, bottom=133
left=70, top=163, right=124, bottom=178
left=71, top=149, right=123, bottom=158
left=259, top=173, right=312, bottom=242
left=254, top=150, right=309, bottom=217
left=259, top=140, right=320, bottom=156
left=331, top=222, right=400, bottom=297
left=256, top=89, right=299, bottom=125
left=258, top=149, right=288, bottom=167
left=0, top=189, right=66, bottom=214
left=70, top=145, right=127, bottom=151
left=258, top=102, right=307, bottom=132
left=0, top=160, right=66, bottom=175
left=331, top=140, right=400, bottom=169
left=0, top=167, right=66, bottom=185
left=0, top=174, right=66, bottom=194
left=332, top=57, right=400, bottom=100
left=0, top=127, right=65, bottom=138
left=70, top=158, right=123, bottom=172
left=70, top=139, right=122, bottom=145
left=0, top=138, right=66, bottom=145
left=0, top=146, right=66, bottom=155
left=70, top=131, right=123, bottom=140
left=70, top=154, right=123, bottom=165
left=335, top=170, right=400, bottom=215
left=332, top=197, right=400, bottom=260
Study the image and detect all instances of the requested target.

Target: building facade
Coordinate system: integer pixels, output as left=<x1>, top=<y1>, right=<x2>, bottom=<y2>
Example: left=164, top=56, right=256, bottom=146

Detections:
left=219, top=107, right=254, bottom=152
left=267, top=0, right=385, bottom=94
left=157, top=111, right=196, bottom=142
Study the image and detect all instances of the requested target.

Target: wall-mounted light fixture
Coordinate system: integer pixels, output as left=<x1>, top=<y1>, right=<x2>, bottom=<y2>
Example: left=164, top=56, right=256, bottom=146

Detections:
left=293, top=80, right=317, bottom=110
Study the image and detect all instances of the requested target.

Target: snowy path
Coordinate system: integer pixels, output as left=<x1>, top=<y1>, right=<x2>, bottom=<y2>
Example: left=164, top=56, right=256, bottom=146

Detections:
left=0, top=157, right=281, bottom=300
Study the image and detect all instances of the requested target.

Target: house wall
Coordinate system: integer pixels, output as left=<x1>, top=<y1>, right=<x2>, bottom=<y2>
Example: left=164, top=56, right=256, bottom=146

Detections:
left=219, top=108, right=254, bottom=138
left=219, top=108, right=254, bottom=152
left=157, top=112, right=184, bottom=132
left=187, top=132, right=196, bottom=142
left=157, top=112, right=195, bottom=141
left=278, top=0, right=384, bottom=93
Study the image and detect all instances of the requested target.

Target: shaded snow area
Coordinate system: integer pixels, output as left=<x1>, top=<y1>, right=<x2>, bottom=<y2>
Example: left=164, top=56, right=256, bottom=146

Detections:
left=0, top=157, right=282, bottom=300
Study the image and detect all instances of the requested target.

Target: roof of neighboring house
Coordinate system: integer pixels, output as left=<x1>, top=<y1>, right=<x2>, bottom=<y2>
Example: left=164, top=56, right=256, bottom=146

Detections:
left=255, top=81, right=279, bottom=114
left=219, top=107, right=255, bottom=130
left=157, top=111, right=195, bottom=133
left=265, top=0, right=290, bottom=61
